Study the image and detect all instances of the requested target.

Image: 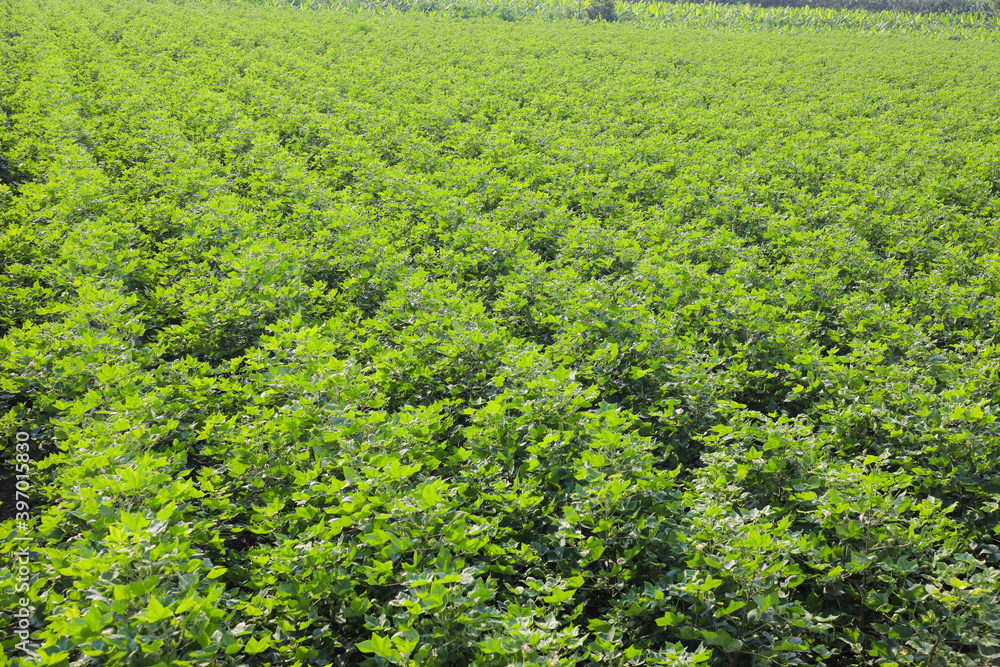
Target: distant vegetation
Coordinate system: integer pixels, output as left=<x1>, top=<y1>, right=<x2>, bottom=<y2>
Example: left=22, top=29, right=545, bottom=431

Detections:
left=204, top=0, right=1000, bottom=18
left=174, top=0, right=1000, bottom=33
left=701, top=0, right=995, bottom=15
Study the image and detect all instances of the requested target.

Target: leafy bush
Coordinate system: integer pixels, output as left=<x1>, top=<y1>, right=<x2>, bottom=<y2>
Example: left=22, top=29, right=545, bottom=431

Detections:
left=584, top=0, right=617, bottom=20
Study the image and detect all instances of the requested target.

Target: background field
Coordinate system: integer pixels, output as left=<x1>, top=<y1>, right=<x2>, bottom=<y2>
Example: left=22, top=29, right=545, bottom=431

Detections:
left=3, top=0, right=1000, bottom=665
left=185, top=0, right=1000, bottom=21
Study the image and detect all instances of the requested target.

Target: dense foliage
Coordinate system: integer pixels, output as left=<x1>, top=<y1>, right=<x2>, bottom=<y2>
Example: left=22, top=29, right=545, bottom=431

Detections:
left=178, top=0, right=1000, bottom=32
left=3, top=0, right=1000, bottom=665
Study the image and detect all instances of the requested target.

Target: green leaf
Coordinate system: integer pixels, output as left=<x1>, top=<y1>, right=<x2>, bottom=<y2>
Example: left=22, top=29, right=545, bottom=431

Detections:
left=719, top=600, right=746, bottom=616
left=156, top=501, right=177, bottom=522
left=420, top=480, right=442, bottom=508
left=702, top=629, right=742, bottom=652
left=543, top=588, right=575, bottom=604
left=245, top=636, right=271, bottom=654
left=358, top=633, right=399, bottom=660
left=141, top=598, right=174, bottom=623
left=392, top=634, right=418, bottom=656
left=81, top=606, right=109, bottom=634
left=740, top=530, right=772, bottom=549
left=656, top=612, right=682, bottom=627
left=139, top=639, right=164, bottom=652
